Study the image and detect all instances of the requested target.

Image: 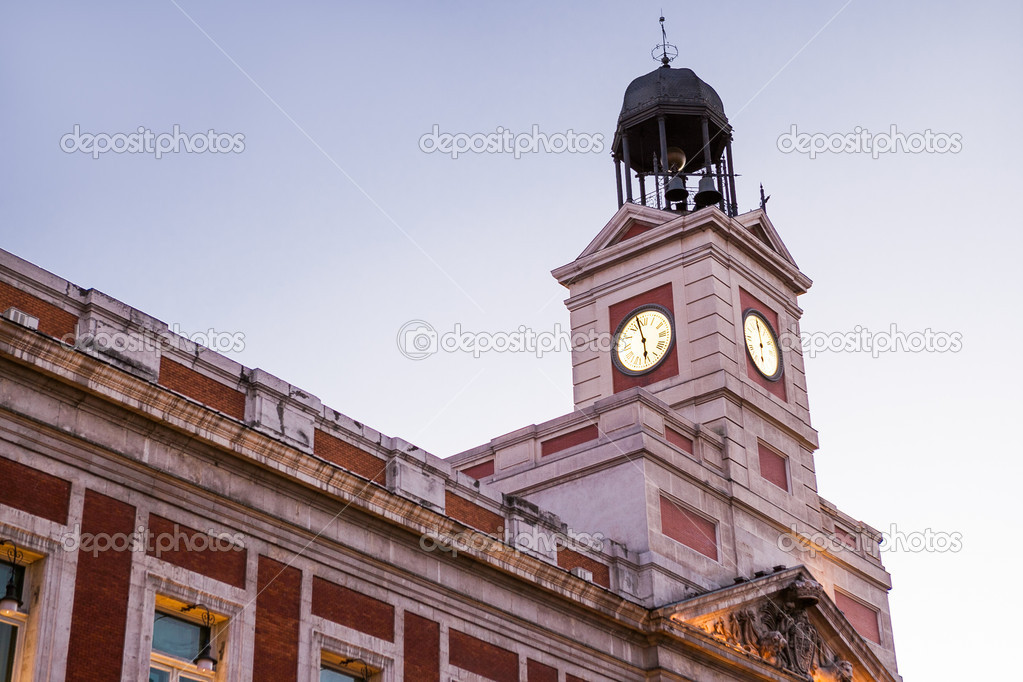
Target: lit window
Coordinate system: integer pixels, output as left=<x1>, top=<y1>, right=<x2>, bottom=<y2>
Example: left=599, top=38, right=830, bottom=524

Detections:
left=320, top=654, right=375, bottom=682
left=0, top=560, right=26, bottom=682
left=149, top=610, right=215, bottom=682
left=320, top=668, right=363, bottom=682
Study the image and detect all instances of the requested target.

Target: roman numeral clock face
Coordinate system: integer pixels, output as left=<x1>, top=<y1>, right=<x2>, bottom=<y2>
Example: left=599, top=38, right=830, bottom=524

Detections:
left=612, top=305, right=675, bottom=375
left=743, top=309, right=783, bottom=381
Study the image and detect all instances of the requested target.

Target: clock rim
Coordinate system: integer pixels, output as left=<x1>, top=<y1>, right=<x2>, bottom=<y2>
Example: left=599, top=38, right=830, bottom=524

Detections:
left=611, top=303, right=677, bottom=377
left=741, top=308, right=784, bottom=382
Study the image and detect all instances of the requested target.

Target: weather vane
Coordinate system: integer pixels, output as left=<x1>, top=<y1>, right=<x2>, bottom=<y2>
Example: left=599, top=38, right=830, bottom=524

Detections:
left=652, top=14, right=678, bottom=66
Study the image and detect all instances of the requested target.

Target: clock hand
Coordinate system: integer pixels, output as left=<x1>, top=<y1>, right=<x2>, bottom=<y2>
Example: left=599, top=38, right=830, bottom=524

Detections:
left=636, top=319, right=649, bottom=357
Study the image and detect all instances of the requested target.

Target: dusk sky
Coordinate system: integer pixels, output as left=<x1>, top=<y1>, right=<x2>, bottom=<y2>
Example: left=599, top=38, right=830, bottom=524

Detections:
left=3, top=2, right=1021, bottom=678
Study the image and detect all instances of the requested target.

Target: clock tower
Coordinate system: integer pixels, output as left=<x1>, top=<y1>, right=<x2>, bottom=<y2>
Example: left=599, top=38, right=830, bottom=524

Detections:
left=452, top=32, right=900, bottom=680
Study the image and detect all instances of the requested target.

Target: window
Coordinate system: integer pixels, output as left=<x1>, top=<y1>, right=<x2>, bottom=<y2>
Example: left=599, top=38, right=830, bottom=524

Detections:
left=0, top=561, right=26, bottom=682
left=149, top=610, right=214, bottom=682
left=320, top=668, right=363, bottom=682
left=320, top=653, right=375, bottom=682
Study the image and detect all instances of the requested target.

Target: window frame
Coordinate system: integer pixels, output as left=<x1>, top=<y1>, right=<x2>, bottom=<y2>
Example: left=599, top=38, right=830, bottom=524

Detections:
left=0, top=560, right=28, bottom=682
left=149, top=607, right=216, bottom=682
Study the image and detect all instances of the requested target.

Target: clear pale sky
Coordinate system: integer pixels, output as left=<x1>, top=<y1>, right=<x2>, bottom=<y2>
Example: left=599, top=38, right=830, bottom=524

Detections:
left=3, top=2, right=1020, bottom=678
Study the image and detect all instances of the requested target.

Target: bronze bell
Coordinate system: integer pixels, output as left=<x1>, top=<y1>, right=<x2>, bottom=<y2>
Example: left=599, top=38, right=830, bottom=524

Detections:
left=693, top=174, right=722, bottom=209
left=664, top=175, right=688, bottom=203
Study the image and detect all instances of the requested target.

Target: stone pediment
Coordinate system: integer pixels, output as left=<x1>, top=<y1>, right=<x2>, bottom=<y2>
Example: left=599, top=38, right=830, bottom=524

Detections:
left=657, top=568, right=896, bottom=682
left=553, top=204, right=806, bottom=292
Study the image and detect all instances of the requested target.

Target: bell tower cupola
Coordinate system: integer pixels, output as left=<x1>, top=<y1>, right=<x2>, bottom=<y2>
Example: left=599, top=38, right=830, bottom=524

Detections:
left=612, top=18, right=738, bottom=215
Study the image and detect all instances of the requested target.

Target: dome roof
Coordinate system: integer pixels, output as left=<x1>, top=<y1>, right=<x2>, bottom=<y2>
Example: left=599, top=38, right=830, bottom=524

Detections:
left=619, top=66, right=726, bottom=123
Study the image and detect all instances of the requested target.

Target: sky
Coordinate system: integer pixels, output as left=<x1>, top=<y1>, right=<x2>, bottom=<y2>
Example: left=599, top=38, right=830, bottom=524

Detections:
left=2, top=1, right=1021, bottom=678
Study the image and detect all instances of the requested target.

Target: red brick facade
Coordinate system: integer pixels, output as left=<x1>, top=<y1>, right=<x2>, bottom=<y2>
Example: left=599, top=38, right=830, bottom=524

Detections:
left=527, top=659, right=558, bottom=682
left=313, top=428, right=387, bottom=485
left=444, top=490, right=504, bottom=536
left=0, top=280, right=77, bottom=339
left=540, top=424, right=598, bottom=457
left=403, top=612, right=440, bottom=682
left=557, top=546, right=611, bottom=589
left=460, top=458, right=495, bottom=479
left=757, top=442, right=789, bottom=492
left=158, top=358, right=246, bottom=420
left=66, top=490, right=136, bottom=682
left=0, top=455, right=71, bottom=524
left=448, top=629, right=518, bottom=682
left=254, top=556, right=302, bottom=682
left=659, top=495, right=718, bottom=561
left=665, top=427, right=694, bottom=455
left=616, top=220, right=656, bottom=242
left=835, top=591, right=881, bottom=644
left=145, top=513, right=247, bottom=589
left=311, top=575, right=394, bottom=642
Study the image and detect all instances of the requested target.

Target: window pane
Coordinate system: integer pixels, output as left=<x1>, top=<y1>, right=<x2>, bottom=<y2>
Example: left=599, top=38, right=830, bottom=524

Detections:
left=320, top=667, right=359, bottom=682
left=0, top=622, right=16, bottom=682
left=152, top=612, right=208, bottom=660
left=181, top=677, right=208, bottom=682
left=148, top=668, right=170, bottom=682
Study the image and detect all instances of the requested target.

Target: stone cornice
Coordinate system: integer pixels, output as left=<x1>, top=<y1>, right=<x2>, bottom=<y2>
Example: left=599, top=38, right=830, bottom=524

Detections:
left=0, top=318, right=652, bottom=626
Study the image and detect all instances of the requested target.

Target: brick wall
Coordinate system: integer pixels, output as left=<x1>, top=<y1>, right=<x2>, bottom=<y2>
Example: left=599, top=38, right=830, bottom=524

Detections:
left=313, top=429, right=387, bottom=485
left=0, top=280, right=77, bottom=339
left=665, top=427, right=694, bottom=455
left=527, top=658, right=558, bottom=682
left=540, top=425, right=598, bottom=457
left=448, top=629, right=518, bottom=682
left=444, top=491, right=504, bottom=536
left=659, top=495, right=718, bottom=561
left=556, top=546, right=610, bottom=589
left=835, top=590, right=881, bottom=644
left=615, top=220, right=656, bottom=243
left=757, top=442, right=789, bottom=492
left=0, top=455, right=71, bottom=524
left=158, top=358, right=246, bottom=420
left=254, top=556, right=302, bottom=682
left=66, top=490, right=136, bottom=682
left=403, top=612, right=439, bottom=682
left=460, top=459, right=495, bottom=479
left=146, top=514, right=247, bottom=588
left=311, top=575, right=394, bottom=642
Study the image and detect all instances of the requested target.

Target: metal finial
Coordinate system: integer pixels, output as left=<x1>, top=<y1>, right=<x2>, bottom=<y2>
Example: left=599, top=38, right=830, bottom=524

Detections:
left=652, top=15, right=678, bottom=66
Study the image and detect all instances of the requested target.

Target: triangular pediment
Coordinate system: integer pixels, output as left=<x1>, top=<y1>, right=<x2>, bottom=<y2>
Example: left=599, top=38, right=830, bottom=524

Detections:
left=734, top=209, right=798, bottom=268
left=657, top=569, right=896, bottom=682
left=572, top=204, right=798, bottom=266
left=576, top=202, right=682, bottom=259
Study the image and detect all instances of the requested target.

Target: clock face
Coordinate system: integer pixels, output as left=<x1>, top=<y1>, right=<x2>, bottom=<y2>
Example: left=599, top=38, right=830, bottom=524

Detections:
left=613, top=305, right=675, bottom=376
left=743, top=309, right=782, bottom=381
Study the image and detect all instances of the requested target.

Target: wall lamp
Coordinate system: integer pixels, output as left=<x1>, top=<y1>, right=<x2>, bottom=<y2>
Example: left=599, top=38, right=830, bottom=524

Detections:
left=181, top=603, right=218, bottom=671
left=0, top=540, right=22, bottom=616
